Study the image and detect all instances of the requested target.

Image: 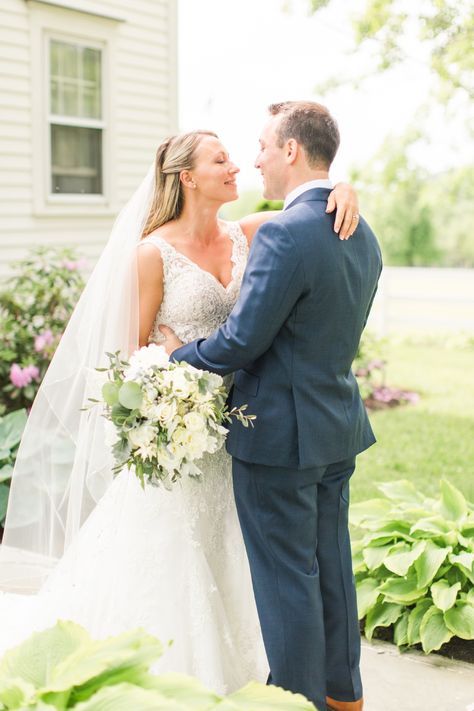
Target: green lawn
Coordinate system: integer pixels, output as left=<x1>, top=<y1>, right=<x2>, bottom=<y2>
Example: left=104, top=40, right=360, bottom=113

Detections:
left=353, top=341, right=474, bottom=504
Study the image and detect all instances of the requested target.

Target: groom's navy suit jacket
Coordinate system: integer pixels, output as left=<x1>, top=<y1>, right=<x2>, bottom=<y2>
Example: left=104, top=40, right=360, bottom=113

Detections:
left=173, top=188, right=383, bottom=469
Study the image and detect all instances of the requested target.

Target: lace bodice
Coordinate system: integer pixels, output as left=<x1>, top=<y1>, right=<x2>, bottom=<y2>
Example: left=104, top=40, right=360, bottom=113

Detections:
left=143, top=221, right=248, bottom=346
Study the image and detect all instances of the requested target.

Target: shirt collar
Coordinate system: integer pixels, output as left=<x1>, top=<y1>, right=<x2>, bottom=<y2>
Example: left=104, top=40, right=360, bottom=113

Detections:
left=284, top=179, right=333, bottom=210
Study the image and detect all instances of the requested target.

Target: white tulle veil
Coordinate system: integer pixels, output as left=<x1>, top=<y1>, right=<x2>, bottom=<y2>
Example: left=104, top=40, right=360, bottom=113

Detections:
left=0, top=166, right=155, bottom=593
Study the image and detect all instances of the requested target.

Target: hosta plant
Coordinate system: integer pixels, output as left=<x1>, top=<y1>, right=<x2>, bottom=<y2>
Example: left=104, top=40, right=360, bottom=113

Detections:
left=0, top=621, right=317, bottom=710
left=351, top=479, right=474, bottom=654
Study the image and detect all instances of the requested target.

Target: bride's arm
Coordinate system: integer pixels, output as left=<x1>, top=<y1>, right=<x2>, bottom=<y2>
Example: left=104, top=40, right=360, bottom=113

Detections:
left=137, top=243, right=164, bottom=347
left=239, top=183, right=359, bottom=245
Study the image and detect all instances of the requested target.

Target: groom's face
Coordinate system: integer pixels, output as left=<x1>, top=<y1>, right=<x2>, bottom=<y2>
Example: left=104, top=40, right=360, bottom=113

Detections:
left=255, top=116, right=288, bottom=200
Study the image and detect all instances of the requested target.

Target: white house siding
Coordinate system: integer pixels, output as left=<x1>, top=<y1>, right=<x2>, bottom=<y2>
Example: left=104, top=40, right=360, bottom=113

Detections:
left=0, top=0, right=178, bottom=278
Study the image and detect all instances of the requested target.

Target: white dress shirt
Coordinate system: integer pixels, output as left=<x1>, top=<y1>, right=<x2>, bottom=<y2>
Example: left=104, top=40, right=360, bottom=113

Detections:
left=284, top=179, right=333, bottom=210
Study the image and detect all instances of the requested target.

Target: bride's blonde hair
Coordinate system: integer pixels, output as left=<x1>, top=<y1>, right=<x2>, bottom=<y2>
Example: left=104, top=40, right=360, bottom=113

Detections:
left=142, top=130, right=217, bottom=238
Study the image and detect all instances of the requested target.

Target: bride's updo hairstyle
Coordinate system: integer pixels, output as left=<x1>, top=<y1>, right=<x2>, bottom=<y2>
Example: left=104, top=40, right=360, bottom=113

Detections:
left=142, top=130, right=217, bottom=238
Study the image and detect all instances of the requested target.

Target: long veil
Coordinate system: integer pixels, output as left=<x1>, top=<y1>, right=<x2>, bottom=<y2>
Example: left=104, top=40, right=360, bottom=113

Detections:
left=0, top=166, right=155, bottom=593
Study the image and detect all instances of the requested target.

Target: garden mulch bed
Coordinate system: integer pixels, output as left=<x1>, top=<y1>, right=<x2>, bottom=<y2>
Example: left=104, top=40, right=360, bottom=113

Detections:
left=368, top=624, right=474, bottom=665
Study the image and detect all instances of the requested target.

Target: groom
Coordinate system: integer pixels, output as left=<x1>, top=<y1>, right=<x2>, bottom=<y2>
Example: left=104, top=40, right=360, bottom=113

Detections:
left=161, top=101, right=382, bottom=711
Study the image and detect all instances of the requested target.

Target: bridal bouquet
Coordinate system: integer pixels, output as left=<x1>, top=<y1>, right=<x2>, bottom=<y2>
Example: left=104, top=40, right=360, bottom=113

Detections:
left=93, top=344, right=254, bottom=487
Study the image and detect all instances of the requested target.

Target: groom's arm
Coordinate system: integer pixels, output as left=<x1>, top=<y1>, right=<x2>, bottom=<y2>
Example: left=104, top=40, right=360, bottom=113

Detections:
left=171, top=221, right=304, bottom=375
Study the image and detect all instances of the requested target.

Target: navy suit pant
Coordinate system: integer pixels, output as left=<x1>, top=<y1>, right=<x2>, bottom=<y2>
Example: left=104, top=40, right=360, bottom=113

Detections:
left=232, top=456, right=362, bottom=710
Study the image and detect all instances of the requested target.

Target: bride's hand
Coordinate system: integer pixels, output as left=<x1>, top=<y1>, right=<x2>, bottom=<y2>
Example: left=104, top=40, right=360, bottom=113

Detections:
left=159, top=325, right=183, bottom=356
left=326, top=182, right=359, bottom=240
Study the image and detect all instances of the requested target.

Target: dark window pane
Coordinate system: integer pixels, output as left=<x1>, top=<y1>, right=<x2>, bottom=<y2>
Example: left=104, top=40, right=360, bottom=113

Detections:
left=51, top=125, right=102, bottom=195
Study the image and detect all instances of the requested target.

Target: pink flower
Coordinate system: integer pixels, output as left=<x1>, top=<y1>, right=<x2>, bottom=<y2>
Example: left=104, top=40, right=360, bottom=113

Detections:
left=62, top=259, right=78, bottom=271
left=9, top=363, right=40, bottom=389
left=34, top=329, right=54, bottom=352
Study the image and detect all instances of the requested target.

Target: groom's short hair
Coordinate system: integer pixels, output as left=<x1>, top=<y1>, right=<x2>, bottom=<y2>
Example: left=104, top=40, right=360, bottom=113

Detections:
left=268, top=101, right=340, bottom=169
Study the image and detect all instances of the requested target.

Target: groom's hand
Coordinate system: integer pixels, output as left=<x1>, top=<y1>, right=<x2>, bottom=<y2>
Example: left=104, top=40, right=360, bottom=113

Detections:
left=326, top=182, right=359, bottom=240
left=159, top=325, right=183, bottom=356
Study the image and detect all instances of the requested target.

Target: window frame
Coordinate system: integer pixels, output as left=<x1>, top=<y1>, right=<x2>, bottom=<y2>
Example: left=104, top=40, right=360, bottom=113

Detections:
left=29, top=1, right=120, bottom=216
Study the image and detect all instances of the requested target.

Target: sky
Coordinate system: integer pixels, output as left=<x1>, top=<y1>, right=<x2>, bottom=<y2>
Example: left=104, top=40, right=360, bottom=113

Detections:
left=177, top=0, right=470, bottom=192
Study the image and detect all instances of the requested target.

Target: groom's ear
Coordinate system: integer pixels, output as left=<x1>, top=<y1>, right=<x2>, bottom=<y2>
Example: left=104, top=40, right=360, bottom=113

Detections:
left=285, top=138, right=298, bottom=165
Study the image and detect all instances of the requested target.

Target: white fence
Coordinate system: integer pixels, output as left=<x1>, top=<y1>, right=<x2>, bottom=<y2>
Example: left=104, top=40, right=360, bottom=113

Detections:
left=367, top=267, right=474, bottom=335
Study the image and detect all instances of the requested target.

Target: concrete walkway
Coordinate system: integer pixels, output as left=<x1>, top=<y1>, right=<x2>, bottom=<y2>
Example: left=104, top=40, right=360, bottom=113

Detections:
left=360, top=639, right=474, bottom=711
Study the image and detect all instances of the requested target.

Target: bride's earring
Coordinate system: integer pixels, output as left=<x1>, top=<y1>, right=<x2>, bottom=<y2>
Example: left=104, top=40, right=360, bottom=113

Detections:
left=191, top=181, right=197, bottom=189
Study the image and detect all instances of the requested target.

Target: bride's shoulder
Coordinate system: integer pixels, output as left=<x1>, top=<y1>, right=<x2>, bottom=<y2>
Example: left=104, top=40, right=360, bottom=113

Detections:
left=237, top=210, right=282, bottom=246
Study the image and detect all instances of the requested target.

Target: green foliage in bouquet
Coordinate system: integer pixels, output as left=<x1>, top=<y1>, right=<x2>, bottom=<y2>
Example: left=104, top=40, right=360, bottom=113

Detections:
left=0, top=247, right=85, bottom=415
left=0, top=410, right=27, bottom=526
left=0, top=621, right=317, bottom=710
left=351, top=479, right=474, bottom=653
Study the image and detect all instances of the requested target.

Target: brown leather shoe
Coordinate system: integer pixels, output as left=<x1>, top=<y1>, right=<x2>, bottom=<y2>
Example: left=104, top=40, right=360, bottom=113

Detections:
left=326, top=696, right=364, bottom=711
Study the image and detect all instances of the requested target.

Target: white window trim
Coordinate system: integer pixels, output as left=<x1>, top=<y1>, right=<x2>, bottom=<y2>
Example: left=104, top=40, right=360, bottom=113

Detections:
left=28, top=0, right=120, bottom=216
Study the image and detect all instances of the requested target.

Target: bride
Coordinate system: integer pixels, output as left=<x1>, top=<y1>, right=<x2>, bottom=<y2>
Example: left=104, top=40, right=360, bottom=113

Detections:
left=0, top=130, right=358, bottom=693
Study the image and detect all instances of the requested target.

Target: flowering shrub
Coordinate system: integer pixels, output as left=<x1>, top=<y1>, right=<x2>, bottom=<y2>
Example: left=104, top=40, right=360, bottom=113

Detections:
left=351, top=479, right=474, bottom=654
left=0, top=247, right=86, bottom=414
left=355, top=332, right=419, bottom=408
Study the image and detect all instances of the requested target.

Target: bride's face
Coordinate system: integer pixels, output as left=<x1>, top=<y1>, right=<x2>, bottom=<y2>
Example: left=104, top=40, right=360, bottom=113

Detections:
left=190, top=136, right=240, bottom=203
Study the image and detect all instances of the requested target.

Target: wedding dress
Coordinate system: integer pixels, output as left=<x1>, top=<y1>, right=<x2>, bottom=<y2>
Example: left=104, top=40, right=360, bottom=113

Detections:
left=0, top=221, right=268, bottom=694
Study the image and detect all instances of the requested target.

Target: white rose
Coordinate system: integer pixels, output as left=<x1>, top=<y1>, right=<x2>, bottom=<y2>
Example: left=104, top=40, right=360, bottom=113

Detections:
left=128, top=424, right=155, bottom=449
left=169, top=369, right=195, bottom=398
left=157, top=445, right=181, bottom=474
left=182, top=411, right=207, bottom=433
left=155, top=400, right=178, bottom=428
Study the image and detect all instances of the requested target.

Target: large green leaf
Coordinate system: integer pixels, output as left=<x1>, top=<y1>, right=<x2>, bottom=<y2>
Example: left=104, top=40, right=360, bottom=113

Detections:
left=430, top=580, right=461, bottom=612
left=72, top=682, right=185, bottom=711
left=384, top=541, right=426, bottom=576
left=407, top=599, right=432, bottom=646
left=364, top=600, right=403, bottom=641
left=0, top=464, right=13, bottom=483
left=0, top=621, right=90, bottom=689
left=0, top=409, right=27, bottom=451
left=142, top=673, right=220, bottom=707
left=393, top=610, right=409, bottom=647
left=221, top=680, right=316, bottom=710
left=439, top=479, right=468, bottom=524
left=449, top=552, right=474, bottom=584
left=377, top=480, right=424, bottom=505
left=50, top=628, right=163, bottom=700
left=0, top=676, right=36, bottom=708
left=118, top=382, right=143, bottom=410
left=444, top=602, right=474, bottom=640
left=362, top=543, right=394, bottom=571
left=356, top=577, right=380, bottom=618
left=420, top=606, right=453, bottom=653
left=378, top=574, right=427, bottom=605
left=410, top=516, right=451, bottom=537
left=349, top=498, right=391, bottom=527
left=414, top=541, right=451, bottom=588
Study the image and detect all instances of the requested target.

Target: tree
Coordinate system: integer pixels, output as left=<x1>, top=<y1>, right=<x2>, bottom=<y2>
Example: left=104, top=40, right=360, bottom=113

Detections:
left=305, top=0, right=474, bottom=99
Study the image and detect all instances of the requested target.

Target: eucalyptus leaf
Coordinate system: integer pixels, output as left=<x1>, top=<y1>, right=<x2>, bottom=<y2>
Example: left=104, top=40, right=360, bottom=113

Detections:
left=118, top=382, right=143, bottom=410
left=102, top=382, right=120, bottom=407
left=0, top=464, right=13, bottom=483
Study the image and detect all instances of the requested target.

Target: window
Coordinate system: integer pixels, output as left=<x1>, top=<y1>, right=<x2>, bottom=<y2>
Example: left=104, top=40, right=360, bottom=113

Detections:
left=49, top=40, right=104, bottom=196
left=29, top=0, right=122, bottom=215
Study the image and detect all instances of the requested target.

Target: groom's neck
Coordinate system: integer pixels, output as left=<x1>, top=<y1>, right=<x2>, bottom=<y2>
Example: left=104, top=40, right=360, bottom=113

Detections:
left=283, top=168, right=330, bottom=199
